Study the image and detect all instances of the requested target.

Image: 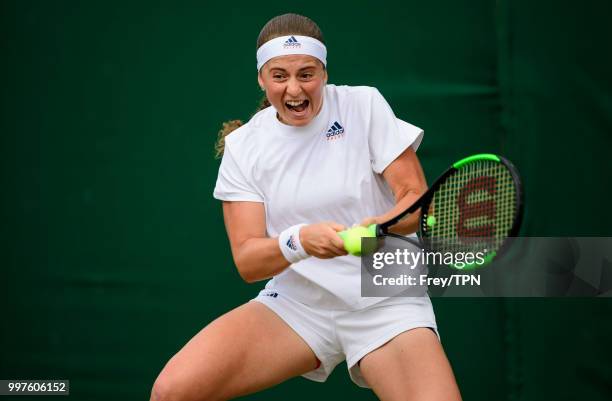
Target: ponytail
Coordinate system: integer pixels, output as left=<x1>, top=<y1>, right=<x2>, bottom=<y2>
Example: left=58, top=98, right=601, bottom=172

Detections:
left=215, top=96, right=271, bottom=158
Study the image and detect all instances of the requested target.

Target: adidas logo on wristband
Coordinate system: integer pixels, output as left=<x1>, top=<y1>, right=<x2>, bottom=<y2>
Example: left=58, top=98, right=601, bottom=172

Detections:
left=286, top=235, right=298, bottom=251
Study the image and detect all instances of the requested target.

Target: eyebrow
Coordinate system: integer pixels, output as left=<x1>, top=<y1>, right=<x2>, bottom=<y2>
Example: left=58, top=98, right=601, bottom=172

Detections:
left=268, top=65, right=318, bottom=73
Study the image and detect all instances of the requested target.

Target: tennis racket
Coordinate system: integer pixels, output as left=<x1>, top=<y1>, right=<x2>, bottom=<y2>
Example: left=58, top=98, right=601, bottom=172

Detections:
left=340, top=153, right=523, bottom=269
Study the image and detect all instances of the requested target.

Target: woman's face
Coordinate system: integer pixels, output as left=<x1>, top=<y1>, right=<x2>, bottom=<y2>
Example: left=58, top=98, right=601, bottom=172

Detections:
left=258, top=54, right=327, bottom=127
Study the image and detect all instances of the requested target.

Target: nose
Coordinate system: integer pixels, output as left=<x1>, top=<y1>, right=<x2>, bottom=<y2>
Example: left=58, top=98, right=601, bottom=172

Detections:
left=286, top=77, right=302, bottom=97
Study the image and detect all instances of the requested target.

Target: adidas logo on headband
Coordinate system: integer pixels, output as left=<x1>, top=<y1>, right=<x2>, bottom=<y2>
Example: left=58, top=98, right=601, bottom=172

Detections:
left=257, top=35, right=326, bottom=71
left=283, top=36, right=301, bottom=48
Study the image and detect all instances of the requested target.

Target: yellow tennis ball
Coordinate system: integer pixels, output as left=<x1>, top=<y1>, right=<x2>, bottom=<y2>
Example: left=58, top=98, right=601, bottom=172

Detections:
left=341, top=226, right=375, bottom=256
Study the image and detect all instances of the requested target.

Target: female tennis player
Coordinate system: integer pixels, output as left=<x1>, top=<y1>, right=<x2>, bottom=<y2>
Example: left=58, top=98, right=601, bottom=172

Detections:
left=151, top=13, right=462, bottom=401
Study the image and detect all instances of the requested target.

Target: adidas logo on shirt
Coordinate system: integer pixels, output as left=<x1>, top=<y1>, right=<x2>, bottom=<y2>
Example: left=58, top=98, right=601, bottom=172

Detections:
left=283, top=36, right=301, bottom=48
left=286, top=235, right=298, bottom=251
left=326, top=121, right=345, bottom=140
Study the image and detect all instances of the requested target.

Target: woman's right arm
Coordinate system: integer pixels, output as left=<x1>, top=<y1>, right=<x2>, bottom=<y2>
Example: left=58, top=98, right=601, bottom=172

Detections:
left=222, top=201, right=348, bottom=283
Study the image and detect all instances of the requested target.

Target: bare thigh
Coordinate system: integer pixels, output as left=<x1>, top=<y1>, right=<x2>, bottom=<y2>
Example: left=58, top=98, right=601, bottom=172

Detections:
left=150, top=301, right=318, bottom=401
left=359, top=328, right=462, bottom=401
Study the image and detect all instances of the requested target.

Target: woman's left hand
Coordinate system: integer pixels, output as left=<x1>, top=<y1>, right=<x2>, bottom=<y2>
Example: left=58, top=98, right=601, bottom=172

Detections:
left=359, top=216, right=381, bottom=227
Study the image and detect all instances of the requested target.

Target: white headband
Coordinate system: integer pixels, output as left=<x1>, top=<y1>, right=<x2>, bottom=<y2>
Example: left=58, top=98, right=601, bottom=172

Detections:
left=256, top=35, right=327, bottom=71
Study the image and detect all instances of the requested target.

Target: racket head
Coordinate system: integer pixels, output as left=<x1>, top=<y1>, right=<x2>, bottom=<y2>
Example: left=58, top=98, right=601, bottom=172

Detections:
left=419, top=154, right=523, bottom=269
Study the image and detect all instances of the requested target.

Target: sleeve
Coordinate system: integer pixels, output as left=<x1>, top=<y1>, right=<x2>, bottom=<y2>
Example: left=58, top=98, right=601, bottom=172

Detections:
left=213, top=143, right=264, bottom=202
left=367, top=88, right=424, bottom=174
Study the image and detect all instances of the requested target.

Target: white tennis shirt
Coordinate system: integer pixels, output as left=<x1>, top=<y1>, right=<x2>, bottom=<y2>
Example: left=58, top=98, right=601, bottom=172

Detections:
left=214, top=84, right=424, bottom=310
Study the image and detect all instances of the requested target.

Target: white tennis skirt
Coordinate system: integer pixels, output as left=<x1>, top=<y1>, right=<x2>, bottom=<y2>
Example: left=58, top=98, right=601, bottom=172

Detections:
left=252, top=289, right=439, bottom=388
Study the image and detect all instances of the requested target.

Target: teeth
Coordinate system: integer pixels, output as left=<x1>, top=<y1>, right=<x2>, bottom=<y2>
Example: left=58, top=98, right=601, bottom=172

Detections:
left=286, top=100, right=305, bottom=106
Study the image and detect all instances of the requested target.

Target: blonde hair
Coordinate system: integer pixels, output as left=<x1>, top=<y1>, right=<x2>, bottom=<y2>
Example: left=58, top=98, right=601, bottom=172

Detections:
left=214, top=13, right=325, bottom=158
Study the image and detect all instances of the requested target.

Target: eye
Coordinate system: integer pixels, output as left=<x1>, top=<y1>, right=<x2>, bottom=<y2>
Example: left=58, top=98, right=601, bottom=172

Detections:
left=300, top=72, right=314, bottom=80
left=272, top=73, right=286, bottom=80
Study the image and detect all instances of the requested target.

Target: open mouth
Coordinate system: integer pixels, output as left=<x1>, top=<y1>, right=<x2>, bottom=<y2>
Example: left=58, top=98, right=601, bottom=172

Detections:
left=285, top=99, right=310, bottom=113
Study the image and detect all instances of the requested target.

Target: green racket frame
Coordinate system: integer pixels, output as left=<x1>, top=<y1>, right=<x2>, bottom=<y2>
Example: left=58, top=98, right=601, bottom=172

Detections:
left=366, top=153, right=523, bottom=269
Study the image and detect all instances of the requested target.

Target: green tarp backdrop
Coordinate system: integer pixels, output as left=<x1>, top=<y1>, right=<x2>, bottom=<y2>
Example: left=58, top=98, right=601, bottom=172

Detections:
left=2, top=1, right=611, bottom=400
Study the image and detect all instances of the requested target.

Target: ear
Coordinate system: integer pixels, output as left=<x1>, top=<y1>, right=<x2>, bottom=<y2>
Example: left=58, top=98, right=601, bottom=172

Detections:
left=257, top=73, right=265, bottom=91
left=323, top=69, right=328, bottom=84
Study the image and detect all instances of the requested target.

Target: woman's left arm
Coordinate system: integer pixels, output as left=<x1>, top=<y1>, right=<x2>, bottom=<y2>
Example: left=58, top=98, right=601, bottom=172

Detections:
left=362, top=147, right=427, bottom=235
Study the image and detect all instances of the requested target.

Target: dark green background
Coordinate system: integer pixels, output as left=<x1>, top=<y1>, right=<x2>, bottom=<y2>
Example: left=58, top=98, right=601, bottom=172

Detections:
left=2, top=1, right=611, bottom=400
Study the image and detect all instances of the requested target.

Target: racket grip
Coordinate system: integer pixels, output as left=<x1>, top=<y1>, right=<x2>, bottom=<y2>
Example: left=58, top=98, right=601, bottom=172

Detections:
left=338, top=224, right=378, bottom=256
left=367, top=224, right=378, bottom=237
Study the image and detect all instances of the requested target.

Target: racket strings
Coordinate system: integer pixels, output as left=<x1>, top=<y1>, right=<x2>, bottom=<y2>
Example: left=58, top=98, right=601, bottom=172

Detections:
left=424, top=160, right=517, bottom=255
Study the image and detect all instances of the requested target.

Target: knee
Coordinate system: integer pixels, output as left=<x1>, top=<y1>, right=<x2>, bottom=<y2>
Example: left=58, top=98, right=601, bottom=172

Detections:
left=150, top=371, right=225, bottom=401
left=150, top=375, right=180, bottom=401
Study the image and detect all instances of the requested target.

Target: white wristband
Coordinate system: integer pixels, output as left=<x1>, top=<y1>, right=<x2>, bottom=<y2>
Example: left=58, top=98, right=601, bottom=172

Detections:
left=278, top=224, right=309, bottom=264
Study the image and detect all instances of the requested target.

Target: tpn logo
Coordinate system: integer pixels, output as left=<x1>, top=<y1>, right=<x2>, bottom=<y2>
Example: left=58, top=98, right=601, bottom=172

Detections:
left=283, top=36, right=301, bottom=48
left=326, top=121, right=345, bottom=140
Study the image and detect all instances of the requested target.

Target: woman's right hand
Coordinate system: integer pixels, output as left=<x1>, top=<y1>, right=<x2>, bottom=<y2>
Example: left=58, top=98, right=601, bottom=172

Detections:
left=300, top=222, right=348, bottom=259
